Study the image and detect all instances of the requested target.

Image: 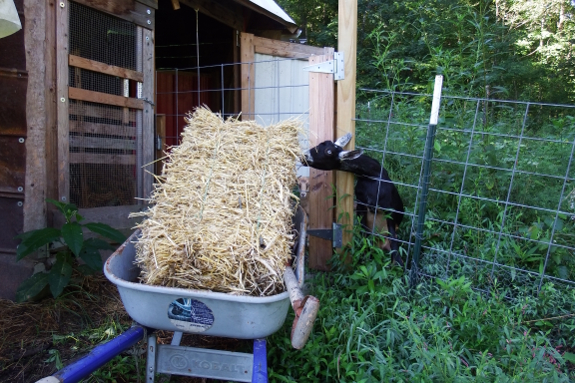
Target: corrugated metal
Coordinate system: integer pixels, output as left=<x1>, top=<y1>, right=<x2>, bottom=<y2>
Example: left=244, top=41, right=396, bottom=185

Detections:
left=0, top=136, right=26, bottom=193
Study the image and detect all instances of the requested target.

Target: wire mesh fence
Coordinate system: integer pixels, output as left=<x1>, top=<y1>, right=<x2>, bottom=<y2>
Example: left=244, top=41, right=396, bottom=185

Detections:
left=356, top=87, right=575, bottom=295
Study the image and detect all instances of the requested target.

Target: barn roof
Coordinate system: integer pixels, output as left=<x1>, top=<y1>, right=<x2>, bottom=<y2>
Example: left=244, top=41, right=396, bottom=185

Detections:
left=234, top=0, right=298, bottom=33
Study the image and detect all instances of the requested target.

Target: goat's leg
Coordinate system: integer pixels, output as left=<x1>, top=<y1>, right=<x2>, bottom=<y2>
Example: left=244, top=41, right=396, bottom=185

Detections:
left=387, top=220, right=404, bottom=267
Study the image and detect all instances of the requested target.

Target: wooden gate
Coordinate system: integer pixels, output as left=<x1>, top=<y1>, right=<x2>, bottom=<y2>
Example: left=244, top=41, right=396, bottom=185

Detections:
left=240, top=33, right=336, bottom=270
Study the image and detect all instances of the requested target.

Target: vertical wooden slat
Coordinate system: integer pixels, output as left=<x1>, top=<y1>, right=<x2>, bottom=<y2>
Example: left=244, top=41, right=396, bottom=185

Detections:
left=155, top=114, right=166, bottom=175
left=308, top=53, right=335, bottom=271
left=56, top=0, right=69, bottom=204
left=142, top=27, right=155, bottom=199
left=240, top=32, right=254, bottom=120
left=336, top=0, right=358, bottom=252
left=45, top=0, right=58, bottom=225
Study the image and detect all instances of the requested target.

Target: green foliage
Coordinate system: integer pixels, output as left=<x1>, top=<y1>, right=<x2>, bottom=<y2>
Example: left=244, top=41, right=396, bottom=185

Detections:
left=14, top=199, right=126, bottom=302
left=268, top=241, right=575, bottom=381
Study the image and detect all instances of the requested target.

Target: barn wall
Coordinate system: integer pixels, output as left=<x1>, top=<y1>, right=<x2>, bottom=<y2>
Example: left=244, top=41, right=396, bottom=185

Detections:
left=0, top=0, right=35, bottom=300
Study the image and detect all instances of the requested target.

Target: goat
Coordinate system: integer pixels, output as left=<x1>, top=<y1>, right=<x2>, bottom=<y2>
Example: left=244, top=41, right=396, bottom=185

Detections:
left=302, top=133, right=405, bottom=266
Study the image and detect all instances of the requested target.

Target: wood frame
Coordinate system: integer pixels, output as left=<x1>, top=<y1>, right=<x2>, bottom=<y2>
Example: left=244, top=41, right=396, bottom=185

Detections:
left=240, top=33, right=327, bottom=120
left=56, top=0, right=155, bottom=209
left=336, top=0, right=358, bottom=253
left=308, top=53, right=336, bottom=270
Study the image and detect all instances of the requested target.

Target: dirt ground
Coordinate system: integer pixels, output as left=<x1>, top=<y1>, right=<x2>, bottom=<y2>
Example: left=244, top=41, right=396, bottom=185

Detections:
left=0, top=273, right=247, bottom=383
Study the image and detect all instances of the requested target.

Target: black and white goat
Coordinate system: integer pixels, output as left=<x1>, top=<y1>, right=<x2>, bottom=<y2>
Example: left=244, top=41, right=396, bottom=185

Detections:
left=303, top=133, right=405, bottom=266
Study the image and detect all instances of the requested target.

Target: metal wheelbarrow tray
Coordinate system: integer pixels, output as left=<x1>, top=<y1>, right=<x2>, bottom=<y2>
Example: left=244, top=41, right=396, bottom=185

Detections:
left=104, top=230, right=291, bottom=340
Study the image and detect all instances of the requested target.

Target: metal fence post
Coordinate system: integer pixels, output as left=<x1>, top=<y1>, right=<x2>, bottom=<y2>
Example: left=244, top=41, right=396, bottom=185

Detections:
left=410, top=75, right=443, bottom=287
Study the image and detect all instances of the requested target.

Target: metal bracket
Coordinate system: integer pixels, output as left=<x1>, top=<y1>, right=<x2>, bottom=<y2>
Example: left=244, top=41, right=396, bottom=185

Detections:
left=307, top=223, right=343, bottom=248
left=303, top=52, right=344, bottom=81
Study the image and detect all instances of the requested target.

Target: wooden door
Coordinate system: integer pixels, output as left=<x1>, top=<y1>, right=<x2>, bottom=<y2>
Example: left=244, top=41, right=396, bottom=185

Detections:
left=240, top=34, right=336, bottom=269
left=56, top=0, right=154, bottom=225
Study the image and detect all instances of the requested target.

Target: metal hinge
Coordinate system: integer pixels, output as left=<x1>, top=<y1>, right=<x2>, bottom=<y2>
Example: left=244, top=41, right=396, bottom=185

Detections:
left=302, top=52, right=344, bottom=81
left=307, top=223, right=343, bottom=248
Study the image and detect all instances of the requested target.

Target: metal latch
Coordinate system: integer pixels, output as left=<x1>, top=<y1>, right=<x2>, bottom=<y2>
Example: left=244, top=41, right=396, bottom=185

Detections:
left=302, top=52, right=344, bottom=81
left=307, top=223, right=343, bottom=248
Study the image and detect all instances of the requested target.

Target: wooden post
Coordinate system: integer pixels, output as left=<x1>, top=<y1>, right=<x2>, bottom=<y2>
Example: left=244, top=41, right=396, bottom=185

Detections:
left=336, top=0, right=358, bottom=253
left=142, top=27, right=155, bottom=200
left=240, top=32, right=255, bottom=121
left=155, top=114, right=166, bottom=175
left=56, top=0, right=70, bottom=205
left=308, top=53, right=335, bottom=271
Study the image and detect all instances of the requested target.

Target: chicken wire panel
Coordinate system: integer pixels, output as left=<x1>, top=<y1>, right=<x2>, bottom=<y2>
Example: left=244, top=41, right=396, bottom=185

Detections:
left=355, top=90, right=575, bottom=293
left=67, top=1, right=144, bottom=208
left=69, top=1, right=140, bottom=71
left=69, top=100, right=139, bottom=208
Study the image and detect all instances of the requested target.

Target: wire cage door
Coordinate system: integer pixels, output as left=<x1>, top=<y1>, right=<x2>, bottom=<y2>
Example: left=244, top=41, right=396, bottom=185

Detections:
left=57, top=1, right=154, bottom=209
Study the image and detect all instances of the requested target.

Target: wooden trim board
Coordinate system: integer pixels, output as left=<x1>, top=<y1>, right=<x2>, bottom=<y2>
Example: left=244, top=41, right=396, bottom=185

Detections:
left=308, top=53, right=335, bottom=271
left=69, top=55, right=144, bottom=82
left=68, top=87, right=145, bottom=109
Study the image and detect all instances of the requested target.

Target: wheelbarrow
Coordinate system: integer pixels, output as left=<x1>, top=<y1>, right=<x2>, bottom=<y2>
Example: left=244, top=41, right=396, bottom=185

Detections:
left=37, top=209, right=317, bottom=383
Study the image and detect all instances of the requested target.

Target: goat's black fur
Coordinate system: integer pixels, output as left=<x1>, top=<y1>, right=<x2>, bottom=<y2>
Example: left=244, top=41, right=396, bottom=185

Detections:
left=303, top=137, right=405, bottom=266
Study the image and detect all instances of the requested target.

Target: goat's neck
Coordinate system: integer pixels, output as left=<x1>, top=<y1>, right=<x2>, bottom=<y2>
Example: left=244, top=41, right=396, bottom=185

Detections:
left=339, top=155, right=382, bottom=178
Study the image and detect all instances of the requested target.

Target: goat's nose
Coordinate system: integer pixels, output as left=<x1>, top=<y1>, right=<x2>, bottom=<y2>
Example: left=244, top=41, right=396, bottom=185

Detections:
left=300, top=150, right=313, bottom=165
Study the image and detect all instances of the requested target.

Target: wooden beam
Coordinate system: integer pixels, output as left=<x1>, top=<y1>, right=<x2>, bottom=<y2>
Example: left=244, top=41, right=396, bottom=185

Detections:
left=70, top=121, right=137, bottom=137
left=308, top=53, right=335, bottom=271
left=142, top=28, right=155, bottom=199
left=56, top=0, right=70, bottom=205
left=240, top=32, right=255, bottom=120
left=69, top=153, right=136, bottom=165
left=253, top=36, right=326, bottom=58
left=68, top=87, right=145, bottom=110
left=72, top=0, right=155, bottom=30
left=171, top=0, right=180, bottom=10
left=70, top=136, right=136, bottom=150
left=336, top=0, right=358, bottom=253
left=179, top=0, right=243, bottom=31
left=69, top=55, right=144, bottom=82
left=155, top=114, right=167, bottom=175
left=23, top=0, right=48, bottom=231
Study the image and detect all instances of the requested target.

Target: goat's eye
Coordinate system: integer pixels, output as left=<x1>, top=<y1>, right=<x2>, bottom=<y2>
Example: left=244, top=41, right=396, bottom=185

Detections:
left=326, top=149, right=333, bottom=156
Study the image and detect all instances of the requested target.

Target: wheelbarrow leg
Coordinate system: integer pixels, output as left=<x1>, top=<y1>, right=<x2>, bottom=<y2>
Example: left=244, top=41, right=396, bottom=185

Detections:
left=252, top=338, right=267, bottom=383
left=146, top=333, right=158, bottom=383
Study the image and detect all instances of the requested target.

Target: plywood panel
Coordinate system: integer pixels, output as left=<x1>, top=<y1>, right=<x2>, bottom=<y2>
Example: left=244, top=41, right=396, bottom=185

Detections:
left=0, top=136, right=26, bottom=194
left=0, top=197, right=24, bottom=251
left=0, top=70, right=28, bottom=136
left=253, top=53, right=309, bottom=126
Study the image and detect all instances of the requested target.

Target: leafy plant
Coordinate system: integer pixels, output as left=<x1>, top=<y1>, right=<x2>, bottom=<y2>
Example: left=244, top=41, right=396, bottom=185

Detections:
left=15, top=199, right=126, bottom=302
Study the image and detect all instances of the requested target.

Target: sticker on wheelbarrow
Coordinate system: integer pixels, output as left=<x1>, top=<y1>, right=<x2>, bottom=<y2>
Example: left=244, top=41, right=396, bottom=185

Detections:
left=168, top=298, right=214, bottom=332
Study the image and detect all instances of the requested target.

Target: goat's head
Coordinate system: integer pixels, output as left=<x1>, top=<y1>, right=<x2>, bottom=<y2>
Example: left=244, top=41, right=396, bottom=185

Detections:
left=302, top=133, right=363, bottom=170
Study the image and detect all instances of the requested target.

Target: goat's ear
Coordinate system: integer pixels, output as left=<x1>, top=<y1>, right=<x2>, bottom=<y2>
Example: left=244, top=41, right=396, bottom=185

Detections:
left=334, top=133, right=352, bottom=148
left=339, top=149, right=363, bottom=161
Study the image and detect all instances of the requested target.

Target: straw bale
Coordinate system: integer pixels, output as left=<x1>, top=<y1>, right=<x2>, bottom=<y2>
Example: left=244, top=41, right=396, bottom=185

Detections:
left=131, top=108, right=303, bottom=296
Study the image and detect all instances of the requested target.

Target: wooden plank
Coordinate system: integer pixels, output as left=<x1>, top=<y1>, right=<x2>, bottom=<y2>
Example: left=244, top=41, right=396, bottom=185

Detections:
left=178, top=0, right=243, bottom=31
left=170, top=0, right=180, bottom=10
left=70, top=102, right=134, bottom=121
left=136, top=0, right=158, bottom=10
left=69, top=55, right=144, bottom=82
left=240, top=33, right=255, bottom=121
left=22, top=0, right=48, bottom=231
left=155, top=114, right=166, bottom=175
left=70, top=153, right=135, bottom=165
left=69, top=87, right=145, bottom=110
left=142, top=28, right=155, bottom=199
left=69, top=121, right=137, bottom=137
left=56, top=0, right=70, bottom=205
left=45, top=0, right=59, bottom=223
left=308, top=54, right=336, bottom=271
left=253, top=36, right=326, bottom=58
left=336, top=0, right=358, bottom=254
left=72, top=0, right=155, bottom=30
left=70, top=135, right=137, bottom=150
